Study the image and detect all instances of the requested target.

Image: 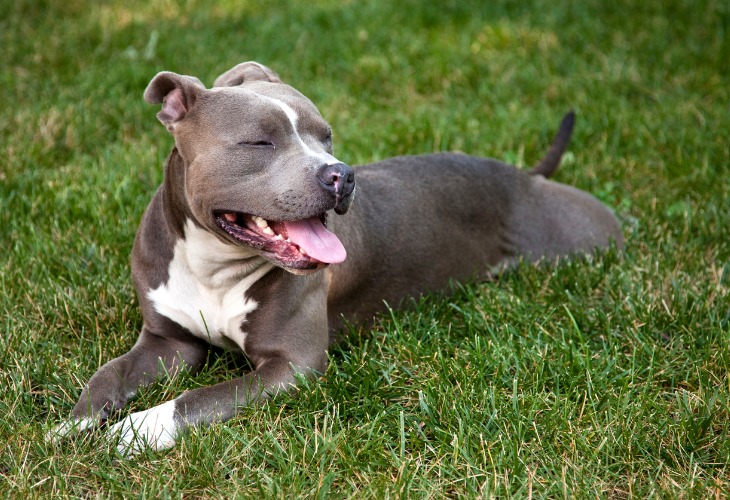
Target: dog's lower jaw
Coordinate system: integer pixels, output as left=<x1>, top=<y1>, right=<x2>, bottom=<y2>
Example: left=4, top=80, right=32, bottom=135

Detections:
left=213, top=211, right=346, bottom=271
left=285, top=262, right=328, bottom=276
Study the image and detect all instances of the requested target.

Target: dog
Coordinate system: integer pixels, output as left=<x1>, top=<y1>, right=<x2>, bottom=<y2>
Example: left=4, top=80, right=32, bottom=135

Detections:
left=49, top=61, right=622, bottom=455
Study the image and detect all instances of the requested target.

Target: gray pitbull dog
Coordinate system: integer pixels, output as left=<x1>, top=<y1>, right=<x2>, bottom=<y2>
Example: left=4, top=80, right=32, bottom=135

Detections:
left=51, top=61, right=622, bottom=455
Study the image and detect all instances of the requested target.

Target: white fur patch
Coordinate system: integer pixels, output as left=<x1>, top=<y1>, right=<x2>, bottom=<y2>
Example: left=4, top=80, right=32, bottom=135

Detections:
left=109, top=399, right=178, bottom=456
left=45, top=417, right=95, bottom=443
left=147, top=220, right=273, bottom=350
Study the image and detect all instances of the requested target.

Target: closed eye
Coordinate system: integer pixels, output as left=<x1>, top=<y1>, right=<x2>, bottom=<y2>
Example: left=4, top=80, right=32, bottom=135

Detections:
left=238, top=140, right=275, bottom=148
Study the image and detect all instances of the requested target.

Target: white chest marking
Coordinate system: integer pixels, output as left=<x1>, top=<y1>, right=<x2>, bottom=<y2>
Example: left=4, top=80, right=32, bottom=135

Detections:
left=147, top=220, right=273, bottom=350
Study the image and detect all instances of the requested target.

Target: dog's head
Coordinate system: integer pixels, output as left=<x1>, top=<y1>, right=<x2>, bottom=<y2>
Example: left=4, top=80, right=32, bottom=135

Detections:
left=144, top=62, right=354, bottom=274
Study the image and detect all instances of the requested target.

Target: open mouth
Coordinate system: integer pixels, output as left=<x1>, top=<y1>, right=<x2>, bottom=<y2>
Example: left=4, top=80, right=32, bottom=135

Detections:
left=214, top=211, right=347, bottom=270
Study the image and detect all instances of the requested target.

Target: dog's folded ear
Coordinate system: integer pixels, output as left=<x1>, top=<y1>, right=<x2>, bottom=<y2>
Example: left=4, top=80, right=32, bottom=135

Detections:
left=144, top=72, right=205, bottom=129
left=213, top=61, right=282, bottom=87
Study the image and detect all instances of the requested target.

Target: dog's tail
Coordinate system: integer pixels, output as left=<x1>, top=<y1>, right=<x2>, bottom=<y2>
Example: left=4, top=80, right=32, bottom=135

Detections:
left=529, top=110, right=576, bottom=178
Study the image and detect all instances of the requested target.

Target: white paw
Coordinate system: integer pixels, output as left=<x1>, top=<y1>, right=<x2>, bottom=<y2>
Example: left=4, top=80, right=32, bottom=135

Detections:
left=45, top=417, right=96, bottom=443
left=108, top=400, right=178, bottom=457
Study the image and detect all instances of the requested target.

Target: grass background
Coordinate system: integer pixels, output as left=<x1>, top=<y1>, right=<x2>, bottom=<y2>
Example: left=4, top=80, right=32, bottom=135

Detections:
left=1, top=0, right=729, bottom=497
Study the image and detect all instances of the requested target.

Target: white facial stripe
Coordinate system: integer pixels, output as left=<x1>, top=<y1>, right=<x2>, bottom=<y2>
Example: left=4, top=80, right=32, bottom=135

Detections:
left=255, top=93, right=339, bottom=166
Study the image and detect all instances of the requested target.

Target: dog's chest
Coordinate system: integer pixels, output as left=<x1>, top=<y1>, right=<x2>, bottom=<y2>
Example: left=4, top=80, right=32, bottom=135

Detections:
left=147, top=220, right=272, bottom=350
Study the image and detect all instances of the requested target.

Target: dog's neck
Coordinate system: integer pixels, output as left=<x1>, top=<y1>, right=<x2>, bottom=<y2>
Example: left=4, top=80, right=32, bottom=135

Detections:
left=160, top=147, right=195, bottom=239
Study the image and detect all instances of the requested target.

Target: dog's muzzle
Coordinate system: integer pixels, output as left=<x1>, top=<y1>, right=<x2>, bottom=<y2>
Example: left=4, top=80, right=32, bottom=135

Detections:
left=318, top=163, right=355, bottom=214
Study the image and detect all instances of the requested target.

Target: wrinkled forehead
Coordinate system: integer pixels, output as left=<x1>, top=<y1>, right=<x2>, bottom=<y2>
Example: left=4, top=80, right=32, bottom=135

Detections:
left=203, top=82, right=328, bottom=129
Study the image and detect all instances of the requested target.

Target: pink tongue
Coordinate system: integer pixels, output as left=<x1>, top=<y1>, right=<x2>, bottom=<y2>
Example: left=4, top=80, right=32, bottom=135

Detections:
left=283, top=217, right=347, bottom=264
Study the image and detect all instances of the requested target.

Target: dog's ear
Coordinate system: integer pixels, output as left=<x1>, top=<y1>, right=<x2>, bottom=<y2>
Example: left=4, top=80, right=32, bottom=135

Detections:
left=144, top=72, right=205, bottom=129
left=213, top=61, right=282, bottom=87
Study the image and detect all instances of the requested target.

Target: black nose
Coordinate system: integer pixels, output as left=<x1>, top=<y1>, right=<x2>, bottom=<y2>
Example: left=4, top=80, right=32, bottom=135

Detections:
left=318, top=162, right=355, bottom=214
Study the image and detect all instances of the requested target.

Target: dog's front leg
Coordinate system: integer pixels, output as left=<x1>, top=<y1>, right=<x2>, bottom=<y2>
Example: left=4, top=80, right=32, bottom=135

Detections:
left=108, top=350, right=326, bottom=456
left=49, top=327, right=209, bottom=440
left=107, top=269, right=331, bottom=456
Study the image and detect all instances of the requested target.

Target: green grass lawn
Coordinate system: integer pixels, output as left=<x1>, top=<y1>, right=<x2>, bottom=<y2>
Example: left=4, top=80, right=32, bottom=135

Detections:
left=2, top=0, right=729, bottom=497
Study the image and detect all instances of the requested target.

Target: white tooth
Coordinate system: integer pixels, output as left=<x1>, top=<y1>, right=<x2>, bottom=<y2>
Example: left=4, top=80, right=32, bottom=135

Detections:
left=252, top=216, right=269, bottom=228
left=273, top=234, right=283, bottom=241
left=262, top=227, right=275, bottom=236
left=299, top=247, right=307, bottom=256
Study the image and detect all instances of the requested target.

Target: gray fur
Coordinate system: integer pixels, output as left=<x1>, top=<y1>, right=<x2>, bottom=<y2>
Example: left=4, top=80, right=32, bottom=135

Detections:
left=55, top=62, right=622, bottom=453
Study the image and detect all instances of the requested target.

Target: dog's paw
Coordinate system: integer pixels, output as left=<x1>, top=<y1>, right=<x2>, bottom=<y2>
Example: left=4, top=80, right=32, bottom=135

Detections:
left=45, top=417, right=97, bottom=443
left=108, top=400, right=178, bottom=457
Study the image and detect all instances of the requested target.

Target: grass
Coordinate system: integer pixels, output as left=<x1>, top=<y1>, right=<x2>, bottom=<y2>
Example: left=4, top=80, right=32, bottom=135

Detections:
left=1, top=0, right=729, bottom=497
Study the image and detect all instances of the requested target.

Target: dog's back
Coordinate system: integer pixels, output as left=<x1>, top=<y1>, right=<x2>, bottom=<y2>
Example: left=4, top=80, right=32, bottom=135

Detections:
left=327, top=154, right=524, bottom=327
left=326, top=114, right=622, bottom=329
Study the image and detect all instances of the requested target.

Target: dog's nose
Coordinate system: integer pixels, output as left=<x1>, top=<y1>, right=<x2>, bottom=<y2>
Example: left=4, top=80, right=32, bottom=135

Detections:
left=318, top=163, right=355, bottom=214
left=318, top=163, right=355, bottom=193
